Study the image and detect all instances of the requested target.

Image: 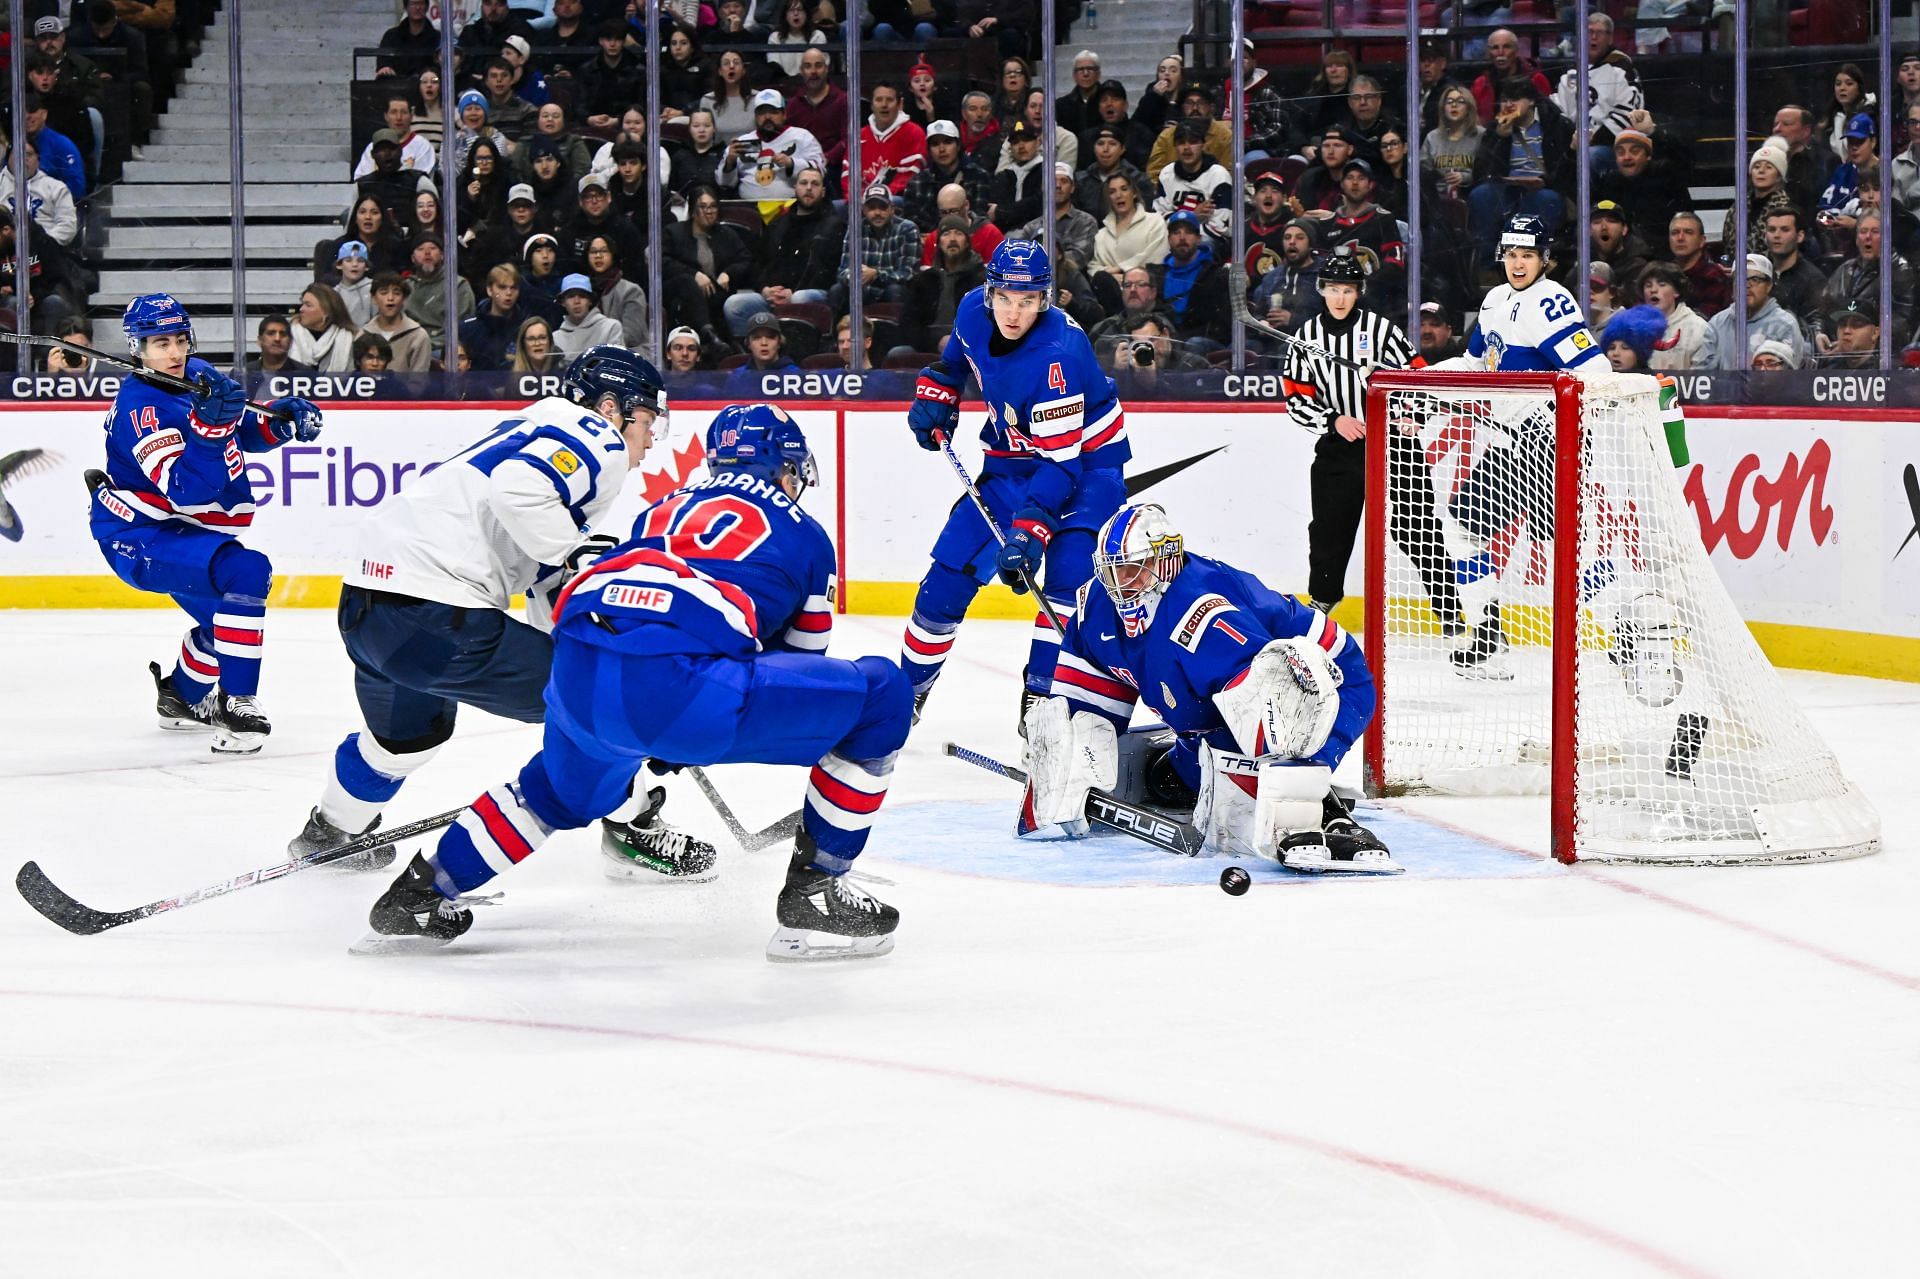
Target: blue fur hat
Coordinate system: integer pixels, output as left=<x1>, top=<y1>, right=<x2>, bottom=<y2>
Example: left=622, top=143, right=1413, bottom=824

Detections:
left=1602, top=304, right=1667, bottom=367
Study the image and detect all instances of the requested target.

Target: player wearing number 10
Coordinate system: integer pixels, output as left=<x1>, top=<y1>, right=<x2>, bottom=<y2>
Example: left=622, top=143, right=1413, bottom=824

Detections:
left=364, top=404, right=914, bottom=961
left=902, top=239, right=1130, bottom=727
left=290, top=347, right=713, bottom=882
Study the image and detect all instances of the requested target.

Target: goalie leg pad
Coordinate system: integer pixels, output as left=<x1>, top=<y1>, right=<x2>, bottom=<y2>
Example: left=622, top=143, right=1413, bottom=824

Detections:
left=1256, top=759, right=1333, bottom=864
left=1018, top=697, right=1118, bottom=839
left=1211, top=638, right=1343, bottom=762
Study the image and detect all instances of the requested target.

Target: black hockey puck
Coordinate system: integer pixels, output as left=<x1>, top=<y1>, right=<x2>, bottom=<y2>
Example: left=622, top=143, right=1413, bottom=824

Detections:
left=1219, top=866, right=1252, bottom=896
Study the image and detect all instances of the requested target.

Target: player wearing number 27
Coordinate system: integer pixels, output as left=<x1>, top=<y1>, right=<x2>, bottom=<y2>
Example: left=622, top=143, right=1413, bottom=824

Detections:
left=1021, top=503, right=1401, bottom=872
left=1424, top=213, right=1606, bottom=674
left=89, top=293, right=323, bottom=754
left=364, top=404, right=914, bottom=961
left=902, top=238, right=1129, bottom=727
left=289, top=348, right=712, bottom=880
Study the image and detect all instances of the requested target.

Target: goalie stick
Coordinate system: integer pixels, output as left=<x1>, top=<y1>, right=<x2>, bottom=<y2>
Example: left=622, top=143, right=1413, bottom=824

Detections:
left=14, top=807, right=462, bottom=936
left=933, top=430, right=1069, bottom=641
left=686, top=767, right=802, bottom=851
left=942, top=741, right=1204, bottom=857
left=0, top=331, right=295, bottom=423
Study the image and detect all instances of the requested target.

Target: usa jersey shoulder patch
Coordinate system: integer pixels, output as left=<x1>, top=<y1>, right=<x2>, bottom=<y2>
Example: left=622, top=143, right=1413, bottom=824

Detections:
left=1171, top=592, right=1240, bottom=652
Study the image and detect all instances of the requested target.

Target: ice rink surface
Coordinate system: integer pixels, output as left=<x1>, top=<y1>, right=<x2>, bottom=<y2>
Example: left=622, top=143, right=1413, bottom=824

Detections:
left=2, top=609, right=1916, bottom=1278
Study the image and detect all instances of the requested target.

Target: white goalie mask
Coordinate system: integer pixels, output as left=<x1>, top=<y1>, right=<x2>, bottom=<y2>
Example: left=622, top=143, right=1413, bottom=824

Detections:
left=1093, top=503, right=1185, bottom=637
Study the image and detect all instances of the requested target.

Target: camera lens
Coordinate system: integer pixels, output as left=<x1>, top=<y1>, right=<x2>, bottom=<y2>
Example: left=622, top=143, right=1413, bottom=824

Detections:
left=1131, top=340, right=1155, bottom=366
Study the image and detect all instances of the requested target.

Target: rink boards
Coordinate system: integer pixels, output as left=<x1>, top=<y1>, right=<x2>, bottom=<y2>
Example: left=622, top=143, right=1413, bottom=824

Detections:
left=1, top=400, right=1917, bottom=679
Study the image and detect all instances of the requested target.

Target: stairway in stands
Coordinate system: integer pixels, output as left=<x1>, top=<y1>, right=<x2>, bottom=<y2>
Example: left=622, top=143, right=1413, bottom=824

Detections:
left=1050, top=0, right=1192, bottom=99
left=88, top=0, right=386, bottom=364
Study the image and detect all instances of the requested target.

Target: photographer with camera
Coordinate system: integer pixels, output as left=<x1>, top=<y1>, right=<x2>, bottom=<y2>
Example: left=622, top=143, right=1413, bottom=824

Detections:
left=1104, top=315, right=1209, bottom=386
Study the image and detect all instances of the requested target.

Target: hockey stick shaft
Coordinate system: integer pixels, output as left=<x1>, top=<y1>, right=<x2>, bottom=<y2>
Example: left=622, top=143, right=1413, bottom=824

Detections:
left=14, top=807, right=462, bottom=936
left=942, top=741, right=1203, bottom=857
left=0, top=332, right=294, bottom=421
left=686, top=767, right=801, bottom=852
left=1226, top=262, right=1371, bottom=375
left=934, top=432, right=1069, bottom=641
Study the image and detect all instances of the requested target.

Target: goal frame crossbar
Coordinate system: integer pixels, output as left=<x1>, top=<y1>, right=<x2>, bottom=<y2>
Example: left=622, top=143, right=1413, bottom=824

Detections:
left=1362, top=370, right=1585, bottom=863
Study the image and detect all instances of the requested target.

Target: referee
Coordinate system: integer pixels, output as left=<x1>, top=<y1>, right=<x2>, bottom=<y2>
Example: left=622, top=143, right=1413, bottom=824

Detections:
left=1282, top=249, right=1461, bottom=629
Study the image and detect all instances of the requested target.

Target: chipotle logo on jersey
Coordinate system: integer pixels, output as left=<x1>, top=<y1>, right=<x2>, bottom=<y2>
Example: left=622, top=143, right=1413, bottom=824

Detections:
left=1683, top=440, right=1835, bottom=560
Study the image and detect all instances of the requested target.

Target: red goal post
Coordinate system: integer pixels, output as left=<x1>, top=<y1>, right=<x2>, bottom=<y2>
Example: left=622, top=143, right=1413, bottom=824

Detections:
left=1359, top=369, right=1878, bottom=867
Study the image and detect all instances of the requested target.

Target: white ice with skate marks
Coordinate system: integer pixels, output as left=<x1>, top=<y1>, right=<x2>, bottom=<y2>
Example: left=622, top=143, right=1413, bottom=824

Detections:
left=3, top=610, right=1919, bottom=1278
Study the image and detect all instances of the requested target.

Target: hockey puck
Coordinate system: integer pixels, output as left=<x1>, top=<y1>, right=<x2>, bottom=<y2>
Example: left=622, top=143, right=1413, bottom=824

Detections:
left=1219, top=866, right=1252, bottom=896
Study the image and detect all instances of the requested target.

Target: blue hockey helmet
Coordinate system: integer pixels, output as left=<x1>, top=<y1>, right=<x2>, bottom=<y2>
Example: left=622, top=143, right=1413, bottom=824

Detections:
left=706, top=403, right=818, bottom=498
left=561, top=345, right=668, bottom=424
left=986, top=238, right=1052, bottom=306
left=1498, top=213, right=1553, bottom=258
left=122, top=293, right=195, bottom=358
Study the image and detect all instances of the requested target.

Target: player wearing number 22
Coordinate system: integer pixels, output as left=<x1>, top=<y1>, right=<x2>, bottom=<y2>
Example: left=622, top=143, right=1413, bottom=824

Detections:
left=365, top=403, right=914, bottom=961
left=89, top=293, right=323, bottom=754
left=1020, top=503, right=1401, bottom=872
left=902, top=238, right=1128, bottom=727
left=1425, top=213, right=1606, bottom=674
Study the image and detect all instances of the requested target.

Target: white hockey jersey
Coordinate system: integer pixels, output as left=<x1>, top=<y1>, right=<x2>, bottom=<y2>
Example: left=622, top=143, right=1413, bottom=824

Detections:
left=345, top=397, right=633, bottom=612
left=1459, top=278, right=1606, bottom=373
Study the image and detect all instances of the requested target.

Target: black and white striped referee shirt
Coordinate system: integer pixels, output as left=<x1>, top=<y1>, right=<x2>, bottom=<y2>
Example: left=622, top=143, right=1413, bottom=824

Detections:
left=1281, top=307, right=1422, bottom=435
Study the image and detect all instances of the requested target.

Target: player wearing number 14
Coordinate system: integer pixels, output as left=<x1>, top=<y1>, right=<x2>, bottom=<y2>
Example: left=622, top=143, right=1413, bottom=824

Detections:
left=902, top=239, right=1129, bottom=727
left=89, top=293, right=323, bottom=754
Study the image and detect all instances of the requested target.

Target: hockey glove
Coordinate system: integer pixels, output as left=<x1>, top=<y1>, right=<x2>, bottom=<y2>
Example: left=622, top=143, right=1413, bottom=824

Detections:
left=995, top=506, right=1051, bottom=593
left=187, top=371, right=247, bottom=442
left=265, top=396, right=324, bottom=444
left=908, top=367, right=962, bottom=450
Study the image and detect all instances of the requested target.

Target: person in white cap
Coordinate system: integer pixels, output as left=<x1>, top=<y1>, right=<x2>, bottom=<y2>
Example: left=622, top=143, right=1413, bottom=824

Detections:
left=553, top=273, right=625, bottom=356
left=499, top=33, right=551, bottom=108
left=902, top=118, right=992, bottom=230
left=719, top=88, right=822, bottom=201
left=1015, top=162, right=1100, bottom=280
left=1698, top=253, right=1811, bottom=369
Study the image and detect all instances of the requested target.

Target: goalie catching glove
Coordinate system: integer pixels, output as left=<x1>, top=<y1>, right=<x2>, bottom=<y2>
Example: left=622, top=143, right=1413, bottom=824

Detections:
left=1211, top=637, right=1343, bottom=762
left=1017, top=696, right=1117, bottom=838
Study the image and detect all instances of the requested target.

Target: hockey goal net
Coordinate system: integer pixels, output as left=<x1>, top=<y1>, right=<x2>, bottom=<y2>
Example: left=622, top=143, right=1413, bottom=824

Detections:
left=1362, top=369, right=1879, bottom=865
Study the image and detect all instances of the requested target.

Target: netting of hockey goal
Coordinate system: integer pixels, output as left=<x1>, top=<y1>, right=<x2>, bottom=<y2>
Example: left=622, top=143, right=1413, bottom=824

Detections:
left=1361, top=369, right=1879, bottom=866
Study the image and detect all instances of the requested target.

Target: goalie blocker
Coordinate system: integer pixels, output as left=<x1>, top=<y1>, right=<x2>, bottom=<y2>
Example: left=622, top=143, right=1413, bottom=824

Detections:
left=1017, top=503, right=1401, bottom=873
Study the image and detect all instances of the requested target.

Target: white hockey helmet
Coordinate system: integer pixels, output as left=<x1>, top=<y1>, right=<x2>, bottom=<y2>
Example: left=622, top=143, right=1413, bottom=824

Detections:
left=1094, top=503, right=1185, bottom=636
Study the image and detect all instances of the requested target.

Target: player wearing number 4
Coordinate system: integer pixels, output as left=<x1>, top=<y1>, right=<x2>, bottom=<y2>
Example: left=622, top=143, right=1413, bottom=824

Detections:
left=89, top=293, right=324, bottom=754
left=902, top=238, right=1129, bottom=729
left=363, top=405, right=914, bottom=961
left=288, top=347, right=715, bottom=880
left=1424, top=213, right=1606, bottom=675
left=1021, top=503, right=1400, bottom=873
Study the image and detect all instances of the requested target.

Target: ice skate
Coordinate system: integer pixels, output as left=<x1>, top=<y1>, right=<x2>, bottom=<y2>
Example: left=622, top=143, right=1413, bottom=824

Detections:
left=601, top=786, right=718, bottom=882
left=1319, top=794, right=1404, bottom=874
left=1449, top=610, right=1512, bottom=681
left=211, top=691, right=271, bottom=754
left=289, top=806, right=396, bottom=872
left=150, top=660, right=216, bottom=732
left=767, top=831, right=899, bottom=962
left=351, top=853, right=473, bottom=954
left=910, top=684, right=932, bottom=726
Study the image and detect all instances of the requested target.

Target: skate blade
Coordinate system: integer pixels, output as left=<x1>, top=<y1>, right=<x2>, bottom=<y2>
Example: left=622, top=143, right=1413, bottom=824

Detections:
left=765, top=927, right=896, bottom=963
left=348, top=932, right=461, bottom=956
left=211, top=732, right=268, bottom=755
left=1450, top=661, right=1515, bottom=682
left=157, top=717, right=213, bottom=732
left=1281, top=849, right=1406, bottom=876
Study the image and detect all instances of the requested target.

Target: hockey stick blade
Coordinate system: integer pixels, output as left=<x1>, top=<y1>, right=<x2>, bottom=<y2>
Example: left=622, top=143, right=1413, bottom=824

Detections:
left=12, top=806, right=462, bottom=936
left=687, top=767, right=801, bottom=852
left=942, top=742, right=1203, bottom=857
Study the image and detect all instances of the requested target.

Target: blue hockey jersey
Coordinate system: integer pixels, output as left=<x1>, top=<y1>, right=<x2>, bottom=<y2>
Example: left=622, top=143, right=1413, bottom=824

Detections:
left=553, top=470, right=837, bottom=660
left=939, top=286, right=1128, bottom=519
left=89, top=358, right=282, bottom=539
left=1051, top=553, right=1376, bottom=770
